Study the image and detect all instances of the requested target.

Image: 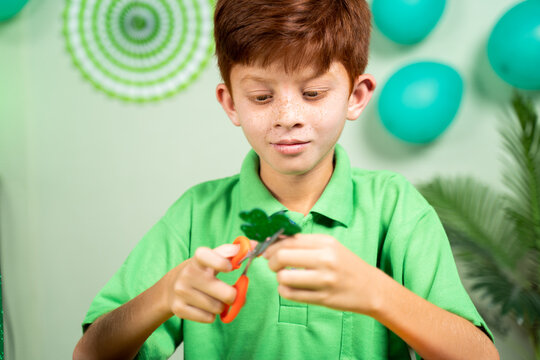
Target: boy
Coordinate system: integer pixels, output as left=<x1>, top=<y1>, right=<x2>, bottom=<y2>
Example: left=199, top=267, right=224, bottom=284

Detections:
left=74, top=0, right=499, bottom=359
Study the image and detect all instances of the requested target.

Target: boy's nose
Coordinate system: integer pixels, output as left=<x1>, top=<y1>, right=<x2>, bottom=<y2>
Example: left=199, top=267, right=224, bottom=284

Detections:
left=274, top=101, right=304, bottom=129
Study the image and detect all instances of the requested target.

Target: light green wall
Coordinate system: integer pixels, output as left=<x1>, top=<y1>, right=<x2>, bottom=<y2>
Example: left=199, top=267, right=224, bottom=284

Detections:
left=0, top=0, right=537, bottom=359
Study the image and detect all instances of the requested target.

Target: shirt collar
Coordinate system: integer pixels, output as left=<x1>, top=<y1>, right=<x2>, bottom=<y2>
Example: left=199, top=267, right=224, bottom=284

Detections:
left=238, top=144, right=353, bottom=227
left=238, top=150, right=288, bottom=216
left=310, top=144, right=353, bottom=227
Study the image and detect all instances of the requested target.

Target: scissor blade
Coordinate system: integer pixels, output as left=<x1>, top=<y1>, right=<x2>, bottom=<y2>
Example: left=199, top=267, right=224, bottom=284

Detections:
left=237, top=228, right=285, bottom=265
left=255, top=228, right=284, bottom=255
left=237, top=242, right=264, bottom=265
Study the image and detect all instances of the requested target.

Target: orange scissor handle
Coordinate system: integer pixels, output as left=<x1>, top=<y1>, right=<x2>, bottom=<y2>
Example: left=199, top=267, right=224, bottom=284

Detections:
left=220, top=274, right=249, bottom=323
left=229, top=236, right=252, bottom=270
left=219, top=236, right=255, bottom=323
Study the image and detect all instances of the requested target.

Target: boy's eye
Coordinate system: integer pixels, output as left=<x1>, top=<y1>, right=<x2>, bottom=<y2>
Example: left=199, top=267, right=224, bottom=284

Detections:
left=303, top=90, right=324, bottom=99
left=255, top=95, right=271, bottom=102
left=252, top=94, right=272, bottom=104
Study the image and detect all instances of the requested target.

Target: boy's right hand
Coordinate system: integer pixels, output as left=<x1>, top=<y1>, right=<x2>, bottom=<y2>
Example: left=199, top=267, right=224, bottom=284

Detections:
left=162, top=244, right=242, bottom=324
left=73, top=244, right=248, bottom=359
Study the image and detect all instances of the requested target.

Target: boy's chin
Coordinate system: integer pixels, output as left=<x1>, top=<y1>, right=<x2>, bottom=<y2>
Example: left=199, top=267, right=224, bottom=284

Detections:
left=265, top=160, right=321, bottom=177
left=260, top=150, right=335, bottom=177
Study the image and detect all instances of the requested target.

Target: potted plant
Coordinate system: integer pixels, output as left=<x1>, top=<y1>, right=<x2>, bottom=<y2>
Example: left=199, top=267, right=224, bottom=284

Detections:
left=417, top=92, right=540, bottom=358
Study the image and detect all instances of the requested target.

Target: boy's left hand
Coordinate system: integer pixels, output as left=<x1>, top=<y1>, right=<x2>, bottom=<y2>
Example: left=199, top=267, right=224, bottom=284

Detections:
left=263, top=234, right=386, bottom=315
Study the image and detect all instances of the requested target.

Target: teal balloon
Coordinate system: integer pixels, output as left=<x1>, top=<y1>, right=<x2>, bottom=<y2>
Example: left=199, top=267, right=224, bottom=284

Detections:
left=378, top=62, right=463, bottom=144
left=487, top=0, right=540, bottom=90
left=0, top=0, right=28, bottom=21
left=372, top=0, right=446, bottom=45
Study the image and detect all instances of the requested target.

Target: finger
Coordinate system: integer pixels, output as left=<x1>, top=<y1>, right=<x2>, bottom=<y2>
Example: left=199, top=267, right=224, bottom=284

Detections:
left=214, top=243, right=240, bottom=258
left=276, top=269, right=328, bottom=290
left=192, top=278, right=237, bottom=305
left=193, top=247, right=233, bottom=273
left=181, top=286, right=227, bottom=315
left=267, top=248, right=326, bottom=272
left=172, top=302, right=217, bottom=324
left=278, top=285, right=325, bottom=305
left=263, top=234, right=331, bottom=259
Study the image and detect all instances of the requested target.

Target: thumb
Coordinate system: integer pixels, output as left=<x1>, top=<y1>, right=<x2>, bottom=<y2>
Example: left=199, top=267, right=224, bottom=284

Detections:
left=214, top=240, right=258, bottom=257
left=214, top=243, right=240, bottom=258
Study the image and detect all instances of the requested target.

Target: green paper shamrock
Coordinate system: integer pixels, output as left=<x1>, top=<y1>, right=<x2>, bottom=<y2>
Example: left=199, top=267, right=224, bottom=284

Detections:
left=239, top=209, right=301, bottom=242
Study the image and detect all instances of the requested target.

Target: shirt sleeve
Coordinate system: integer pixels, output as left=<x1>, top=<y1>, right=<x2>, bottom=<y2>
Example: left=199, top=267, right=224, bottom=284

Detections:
left=380, top=177, right=493, bottom=357
left=81, top=191, right=193, bottom=359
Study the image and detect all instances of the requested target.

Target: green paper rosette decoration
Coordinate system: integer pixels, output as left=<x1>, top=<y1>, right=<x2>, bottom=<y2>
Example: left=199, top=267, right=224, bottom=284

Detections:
left=63, top=0, right=214, bottom=102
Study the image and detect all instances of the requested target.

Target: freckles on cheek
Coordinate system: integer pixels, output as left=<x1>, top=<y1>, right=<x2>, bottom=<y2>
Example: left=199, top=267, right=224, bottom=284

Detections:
left=320, top=102, right=347, bottom=127
left=318, top=108, right=327, bottom=123
left=314, top=108, right=334, bottom=132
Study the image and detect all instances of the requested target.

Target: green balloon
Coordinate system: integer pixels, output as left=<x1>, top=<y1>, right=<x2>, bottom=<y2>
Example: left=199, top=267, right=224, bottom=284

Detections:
left=0, top=0, right=28, bottom=21
left=372, top=0, right=446, bottom=45
left=378, top=61, right=463, bottom=144
left=487, top=0, right=540, bottom=90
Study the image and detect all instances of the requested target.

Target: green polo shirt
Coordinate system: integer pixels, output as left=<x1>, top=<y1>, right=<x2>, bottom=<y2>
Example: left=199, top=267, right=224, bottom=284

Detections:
left=83, top=144, right=491, bottom=359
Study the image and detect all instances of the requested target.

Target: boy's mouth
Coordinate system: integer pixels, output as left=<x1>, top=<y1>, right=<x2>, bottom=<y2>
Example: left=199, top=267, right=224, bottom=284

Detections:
left=271, top=140, right=310, bottom=155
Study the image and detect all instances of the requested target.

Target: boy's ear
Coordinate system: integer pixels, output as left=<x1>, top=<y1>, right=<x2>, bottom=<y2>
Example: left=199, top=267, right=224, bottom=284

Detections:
left=216, top=83, right=241, bottom=127
left=346, top=74, right=376, bottom=121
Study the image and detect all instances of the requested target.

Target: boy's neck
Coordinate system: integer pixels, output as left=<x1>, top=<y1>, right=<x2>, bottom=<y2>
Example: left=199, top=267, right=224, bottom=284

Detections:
left=259, top=150, right=335, bottom=216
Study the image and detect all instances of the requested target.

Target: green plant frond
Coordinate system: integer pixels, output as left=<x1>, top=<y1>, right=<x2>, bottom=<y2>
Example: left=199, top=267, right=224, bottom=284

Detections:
left=419, top=94, right=540, bottom=353
left=444, top=227, right=508, bottom=267
left=500, top=133, right=535, bottom=179
left=450, top=227, right=528, bottom=289
left=501, top=92, right=540, bottom=251
left=475, top=305, right=512, bottom=335
left=507, top=287, right=540, bottom=326
left=418, top=177, right=517, bottom=266
left=501, top=144, right=540, bottom=237
left=505, top=207, right=539, bottom=251
left=520, top=249, right=540, bottom=291
left=501, top=162, right=531, bottom=201
left=512, top=92, right=538, bottom=138
left=466, top=262, right=540, bottom=322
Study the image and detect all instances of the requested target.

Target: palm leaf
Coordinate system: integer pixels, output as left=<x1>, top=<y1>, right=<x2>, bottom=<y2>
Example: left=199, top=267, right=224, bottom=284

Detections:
left=500, top=92, right=540, bottom=250
left=418, top=93, right=540, bottom=357
left=418, top=177, right=517, bottom=266
left=417, top=178, right=527, bottom=313
left=501, top=94, right=540, bottom=330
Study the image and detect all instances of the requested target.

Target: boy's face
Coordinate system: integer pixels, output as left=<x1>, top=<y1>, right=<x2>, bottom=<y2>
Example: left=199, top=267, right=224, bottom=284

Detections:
left=217, top=61, right=375, bottom=179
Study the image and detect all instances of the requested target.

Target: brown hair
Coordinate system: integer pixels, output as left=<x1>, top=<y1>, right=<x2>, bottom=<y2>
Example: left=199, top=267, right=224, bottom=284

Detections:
left=214, top=0, right=372, bottom=92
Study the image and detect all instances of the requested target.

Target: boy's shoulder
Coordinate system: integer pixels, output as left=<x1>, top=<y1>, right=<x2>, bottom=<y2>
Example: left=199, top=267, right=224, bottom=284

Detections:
left=164, top=173, right=241, bottom=217
left=188, top=173, right=241, bottom=195
left=174, top=173, right=241, bottom=203
left=349, top=167, right=431, bottom=218
left=350, top=167, right=413, bottom=191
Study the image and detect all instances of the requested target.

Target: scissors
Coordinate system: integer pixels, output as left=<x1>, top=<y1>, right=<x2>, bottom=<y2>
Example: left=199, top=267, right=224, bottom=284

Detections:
left=220, top=228, right=284, bottom=323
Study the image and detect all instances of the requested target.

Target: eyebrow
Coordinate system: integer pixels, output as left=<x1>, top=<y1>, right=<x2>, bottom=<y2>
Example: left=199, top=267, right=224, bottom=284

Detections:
left=239, top=71, right=329, bottom=85
left=240, top=75, right=272, bottom=84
